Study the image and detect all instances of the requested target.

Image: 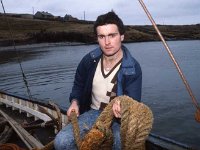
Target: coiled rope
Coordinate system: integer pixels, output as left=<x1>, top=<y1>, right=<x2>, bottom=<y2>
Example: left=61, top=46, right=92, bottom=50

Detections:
left=0, top=143, right=26, bottom=150
left=71, top=95, right=153, bottom=150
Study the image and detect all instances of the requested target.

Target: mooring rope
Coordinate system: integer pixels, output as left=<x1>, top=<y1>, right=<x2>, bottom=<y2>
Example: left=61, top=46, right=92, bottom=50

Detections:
left=71, top=95, right=153, bottom=150
left=0, top=143, right=26, bottom=150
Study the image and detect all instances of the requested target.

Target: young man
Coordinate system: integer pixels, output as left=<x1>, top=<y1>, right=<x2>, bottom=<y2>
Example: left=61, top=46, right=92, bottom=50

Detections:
left=54, top=11, right=142, bottom=150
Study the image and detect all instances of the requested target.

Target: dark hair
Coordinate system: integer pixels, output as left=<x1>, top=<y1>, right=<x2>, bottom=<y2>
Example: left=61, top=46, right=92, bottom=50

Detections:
left=94, top=11, right=125, bottom=35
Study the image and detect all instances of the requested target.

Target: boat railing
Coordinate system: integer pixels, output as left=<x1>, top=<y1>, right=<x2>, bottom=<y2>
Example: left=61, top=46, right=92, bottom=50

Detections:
left=0, top=90, right=68, bottom=127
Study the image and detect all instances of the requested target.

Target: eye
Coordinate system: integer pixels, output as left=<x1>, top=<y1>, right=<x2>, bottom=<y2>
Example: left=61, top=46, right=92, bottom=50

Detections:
left=97, top=35, right=104, bottom=39
left=109, top=33, right=118, bottom=38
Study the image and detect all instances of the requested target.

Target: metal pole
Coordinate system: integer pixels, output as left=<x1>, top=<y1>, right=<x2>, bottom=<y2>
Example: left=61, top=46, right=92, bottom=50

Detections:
left=138, top=0, right=200, bottom=112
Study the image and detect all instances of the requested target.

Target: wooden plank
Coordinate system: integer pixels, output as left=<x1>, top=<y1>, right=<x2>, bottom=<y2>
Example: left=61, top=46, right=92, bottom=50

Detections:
left=0, top=109, right=44, bottom=149
left=0, top=97, right=51, bottom=121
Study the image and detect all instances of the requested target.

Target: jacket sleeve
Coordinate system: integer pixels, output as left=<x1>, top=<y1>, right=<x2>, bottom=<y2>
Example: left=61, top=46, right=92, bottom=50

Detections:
left=123, top=62, right=142, bottom=101
left=69, top=54, right=90, bottom=103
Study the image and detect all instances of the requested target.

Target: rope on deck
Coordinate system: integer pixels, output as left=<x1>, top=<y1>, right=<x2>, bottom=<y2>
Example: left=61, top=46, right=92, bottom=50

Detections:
left=71, top=95, right=154, bottom=150
left=0, top=143, right=26, bottom=150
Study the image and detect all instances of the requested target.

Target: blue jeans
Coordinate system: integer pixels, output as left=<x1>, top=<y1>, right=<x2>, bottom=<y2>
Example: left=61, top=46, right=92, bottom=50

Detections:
left=54, top=109, right=121, bottom=150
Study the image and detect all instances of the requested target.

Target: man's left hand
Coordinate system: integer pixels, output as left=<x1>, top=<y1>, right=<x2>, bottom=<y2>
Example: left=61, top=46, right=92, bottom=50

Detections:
left=112, top=99, right=121, bottom=118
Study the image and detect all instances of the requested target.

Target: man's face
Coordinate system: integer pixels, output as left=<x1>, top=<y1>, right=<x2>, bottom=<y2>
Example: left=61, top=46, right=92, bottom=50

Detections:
left=96, top=24, right=124, bottom=57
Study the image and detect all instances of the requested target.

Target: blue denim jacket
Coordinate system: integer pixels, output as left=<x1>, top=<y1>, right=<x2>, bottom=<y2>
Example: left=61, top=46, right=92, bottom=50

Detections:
left=69, top=45, right=142, bottom=114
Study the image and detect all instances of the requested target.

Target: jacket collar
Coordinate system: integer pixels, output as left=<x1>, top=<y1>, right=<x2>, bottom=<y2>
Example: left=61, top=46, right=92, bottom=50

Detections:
left=90, top=47, right=102, bottom=59
left=121, top=45, right=136, bottom=68
left=89, top=45, right=136, bottom=72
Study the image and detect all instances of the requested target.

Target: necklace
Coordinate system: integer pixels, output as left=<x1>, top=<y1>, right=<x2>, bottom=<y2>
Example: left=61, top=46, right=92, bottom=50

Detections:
left=105, top=67, right=111, bottom=71
left=103, top=57, right=117, bottom=72
left=103, top=49, right=123, bottom=72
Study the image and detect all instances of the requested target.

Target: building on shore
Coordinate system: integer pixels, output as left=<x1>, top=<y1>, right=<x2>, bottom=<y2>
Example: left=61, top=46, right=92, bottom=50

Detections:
left=34, top=11, right=54, bottom=20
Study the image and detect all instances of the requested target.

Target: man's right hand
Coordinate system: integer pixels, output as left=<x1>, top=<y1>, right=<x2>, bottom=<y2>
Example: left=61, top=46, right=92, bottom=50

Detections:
left=67, top=100, right=80, bottom=117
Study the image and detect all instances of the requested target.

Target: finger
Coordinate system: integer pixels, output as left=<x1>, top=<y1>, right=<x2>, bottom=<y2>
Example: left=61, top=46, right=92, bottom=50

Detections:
left=112, top=104, right=118, bottom=117
left=116, top=104, right=120, bottom=112
left=114, top=111, right=119, bottom=118
left=76, top=109, right=80, bottom=117
left=114, top=99, right=120, bottom=110
left=117, top=110, right=121, bottom=118
left=115, top=103, right=121, bottom=118
left=115, top=109, right=120, bottom=118
left=115, top=101, right=120, bottom=111
left=115, top=99, right=120, bottom=105
left=67, top=108, right=75, bottom=117
left=113, top=105, right=120, bottom=118
left=67, top=109, right=71, bottom=117
left=71, top=108, right=79, bottom=117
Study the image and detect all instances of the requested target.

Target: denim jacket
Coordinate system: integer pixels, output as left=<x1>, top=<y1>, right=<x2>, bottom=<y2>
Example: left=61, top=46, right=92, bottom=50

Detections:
left=69, top=45, right=142, bottom=114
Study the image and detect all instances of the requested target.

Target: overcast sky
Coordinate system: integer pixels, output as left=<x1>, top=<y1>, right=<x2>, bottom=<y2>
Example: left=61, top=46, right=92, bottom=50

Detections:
left=1, top=0, right=200, bottom=25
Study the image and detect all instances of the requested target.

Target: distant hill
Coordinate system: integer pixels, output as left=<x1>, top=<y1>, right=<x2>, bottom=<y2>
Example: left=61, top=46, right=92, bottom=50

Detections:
left=0, top=15, right=200, bottom=46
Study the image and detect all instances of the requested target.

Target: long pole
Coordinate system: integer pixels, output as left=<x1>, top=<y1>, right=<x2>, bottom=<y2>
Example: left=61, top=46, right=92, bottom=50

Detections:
left=138, top=0, right=200, bottom=121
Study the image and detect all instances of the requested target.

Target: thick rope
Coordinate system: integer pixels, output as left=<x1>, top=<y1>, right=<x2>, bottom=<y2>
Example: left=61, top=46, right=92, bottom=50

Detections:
left=71, top=95, right=153, bottom=150
left=70, top=110, right=82, bottom=149
left=32, top=141, right=54, bottom=150
left=0, top=143, right=26, bottom=150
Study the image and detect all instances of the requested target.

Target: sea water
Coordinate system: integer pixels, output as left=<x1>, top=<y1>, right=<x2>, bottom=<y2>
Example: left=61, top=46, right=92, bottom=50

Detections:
left=0, top=40, right=200, bottom=149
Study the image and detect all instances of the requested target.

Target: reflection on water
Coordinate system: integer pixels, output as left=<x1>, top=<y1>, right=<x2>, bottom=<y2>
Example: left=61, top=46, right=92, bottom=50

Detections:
left=0, top=46, right=50, bottom=64
left=0, top=41, right=200, bottom=149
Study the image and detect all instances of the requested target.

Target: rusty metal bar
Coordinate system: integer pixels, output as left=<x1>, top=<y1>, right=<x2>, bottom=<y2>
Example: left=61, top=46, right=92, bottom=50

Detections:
left=138, top=0, right=199, bottom=110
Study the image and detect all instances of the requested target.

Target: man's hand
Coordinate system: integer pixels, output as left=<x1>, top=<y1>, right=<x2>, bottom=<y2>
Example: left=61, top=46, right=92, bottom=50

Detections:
left=112, top=99, right=121, bottom=118
left=67, top=100, right=80, bottom=118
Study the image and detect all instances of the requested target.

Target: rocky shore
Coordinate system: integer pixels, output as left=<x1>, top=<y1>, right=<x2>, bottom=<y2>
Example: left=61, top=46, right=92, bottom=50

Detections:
left=0, top=15, right=200, bottom=46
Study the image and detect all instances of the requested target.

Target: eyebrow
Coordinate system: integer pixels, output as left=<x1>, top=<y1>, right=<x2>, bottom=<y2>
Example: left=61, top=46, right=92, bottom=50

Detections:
left=97, top=32, right=119, bottom=37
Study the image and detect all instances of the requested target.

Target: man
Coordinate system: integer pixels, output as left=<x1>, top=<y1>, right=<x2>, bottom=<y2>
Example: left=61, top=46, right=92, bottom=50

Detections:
left=54, top=11, right=142, bottom=150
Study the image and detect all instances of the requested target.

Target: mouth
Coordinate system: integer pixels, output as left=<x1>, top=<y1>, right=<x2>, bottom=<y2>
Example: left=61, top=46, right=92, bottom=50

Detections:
left=105, top=46, right=113, bottom=50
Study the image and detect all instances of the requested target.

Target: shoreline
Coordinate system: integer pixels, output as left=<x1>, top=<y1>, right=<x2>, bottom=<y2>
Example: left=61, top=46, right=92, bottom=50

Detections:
left=1, top=38, right=199, bottom=48
left=1, top=39, right=199, bottom=51
left=1, top=16, right=200, bottom=47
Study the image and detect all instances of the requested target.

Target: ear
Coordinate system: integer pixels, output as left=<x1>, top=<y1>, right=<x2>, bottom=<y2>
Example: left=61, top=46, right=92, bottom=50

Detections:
left=121, top=35, right=124, bottom=41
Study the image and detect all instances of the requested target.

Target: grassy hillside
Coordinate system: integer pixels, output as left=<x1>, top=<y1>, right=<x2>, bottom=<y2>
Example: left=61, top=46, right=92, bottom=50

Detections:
left=0, top=15, right=200, bottom=46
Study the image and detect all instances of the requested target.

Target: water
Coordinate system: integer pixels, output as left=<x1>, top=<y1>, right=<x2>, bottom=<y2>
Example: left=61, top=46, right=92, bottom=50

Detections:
left=0, top=40, right=200, bottom=149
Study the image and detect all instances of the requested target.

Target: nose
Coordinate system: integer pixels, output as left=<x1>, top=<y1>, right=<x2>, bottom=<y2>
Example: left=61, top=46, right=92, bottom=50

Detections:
left=105, top=36, right=110, bottom=45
